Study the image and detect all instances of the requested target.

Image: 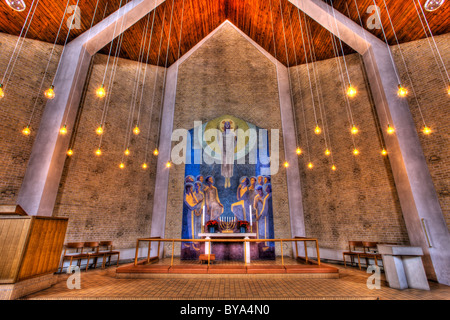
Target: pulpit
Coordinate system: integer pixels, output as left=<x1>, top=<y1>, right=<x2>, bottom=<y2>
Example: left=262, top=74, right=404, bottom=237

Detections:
left=0, top=205, right=68, bottom=300
left=199, top=233, right=257, bottom=263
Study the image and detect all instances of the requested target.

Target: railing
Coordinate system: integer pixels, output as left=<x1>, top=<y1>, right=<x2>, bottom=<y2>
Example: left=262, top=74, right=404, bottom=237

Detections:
left=134, top=237, right=321, bottom=267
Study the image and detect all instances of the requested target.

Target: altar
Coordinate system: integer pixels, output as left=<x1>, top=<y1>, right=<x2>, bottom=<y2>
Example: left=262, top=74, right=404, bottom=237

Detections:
left=199, top=233, right=257, bottom=263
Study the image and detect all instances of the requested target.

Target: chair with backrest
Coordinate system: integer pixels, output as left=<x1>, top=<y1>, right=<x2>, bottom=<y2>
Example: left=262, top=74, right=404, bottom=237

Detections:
left=98, top=241, right=120, bottom=268
left=83, top=241, right=104, bottom=271
left=360, top=241, right=382, bottom=269
left=59, top=242, right=88, bottom=273
left=342, top=241, right=364, bottom=269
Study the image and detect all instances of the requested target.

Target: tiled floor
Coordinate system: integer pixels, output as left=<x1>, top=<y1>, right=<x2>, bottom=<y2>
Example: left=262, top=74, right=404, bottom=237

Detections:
left=22, top=259, right=450, bottom=300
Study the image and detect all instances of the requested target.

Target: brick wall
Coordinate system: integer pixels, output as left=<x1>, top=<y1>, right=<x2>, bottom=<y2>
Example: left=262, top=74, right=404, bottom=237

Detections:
left=391, top=33, right=450, bottom=230
left=0, top=33, right=61, bottom=204
left=165, top=23, right=291, bottom=255
left=288, top=50, right=410, bottom=251
left=52, top=54, right=165, bottom=249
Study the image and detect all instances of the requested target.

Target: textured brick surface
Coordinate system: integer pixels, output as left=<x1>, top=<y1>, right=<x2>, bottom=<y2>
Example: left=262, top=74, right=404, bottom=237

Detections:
left=0, top=33, right=62, bottom=204
left=166, top=24, right=291, bottom=256
left=289, top=49, right=409, bottom=250
left=391, top=33, right=450, bottom=230
left=52, top=54, right=165, bottom=249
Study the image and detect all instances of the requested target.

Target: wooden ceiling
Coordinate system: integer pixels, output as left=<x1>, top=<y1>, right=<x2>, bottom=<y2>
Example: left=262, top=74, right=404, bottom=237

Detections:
left=0, top=0, right=448, bottom=67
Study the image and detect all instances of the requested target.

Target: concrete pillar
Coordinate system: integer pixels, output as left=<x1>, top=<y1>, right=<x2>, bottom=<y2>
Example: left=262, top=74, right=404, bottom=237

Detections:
left=289, top=0, right=450, bottom=285
left=17, top=0, right=166, bottom=216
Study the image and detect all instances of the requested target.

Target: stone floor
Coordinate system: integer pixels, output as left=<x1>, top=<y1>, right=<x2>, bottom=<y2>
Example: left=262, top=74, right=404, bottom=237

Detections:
left=21, top=259, right=450, bottom=300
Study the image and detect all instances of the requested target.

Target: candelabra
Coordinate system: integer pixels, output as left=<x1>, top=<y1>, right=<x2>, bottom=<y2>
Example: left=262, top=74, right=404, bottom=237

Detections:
left=219, top=216, right=236, bottom=233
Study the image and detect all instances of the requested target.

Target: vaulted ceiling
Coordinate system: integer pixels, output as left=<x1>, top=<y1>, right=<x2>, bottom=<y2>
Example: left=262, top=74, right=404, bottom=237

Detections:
left=0, top=0, right=449, bottom=67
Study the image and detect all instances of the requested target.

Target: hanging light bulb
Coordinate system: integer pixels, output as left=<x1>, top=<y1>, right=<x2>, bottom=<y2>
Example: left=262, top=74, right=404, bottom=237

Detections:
left=44, top=85, right=55, bottom=99
left=351, top=125, right=358, bottom=135
left=296, top=147, right=302, bottom=155
left=5, top=0, right=26, bottom=12
left=22, top=125, right=31, bottom=136
left=381, top=148, right=388, bottom=156
left=331, top=164, right=337, bottom=171
left=119, top=162, right=125, bottom=169
left=96, top=84, right=106, bottom=98
left=314, top=125, right=321, bottom=135
left=67, top=149, right=74, bottom=156
left=142, top=162, right=148, bottom=169
left=95, top=148, right=102, bottom=156
left=124, top=148, right=130, bottom=156
left=133, top=125, right=140, bottom=135
left=447, top=86, right=450, bottom=95
left=422, top=125, right=432, bottom=135
left=307, top=162, right=313, bottom=169
left=284, top=161, right=289, bottom=168
left=424, top=0, right=445, bottom=11
left=325, top=149, right=331, bottom=156
left=353, top=148, right=360, bottom=156
left=59, top=125, right=68, bottom=135
left=96, top=125, right=103, bottom=135
left=0, top=84, right=4, bottom=98
left=347, top=85, right=357, bottom=98
left=387, top=124, right=395, bottom=135
left=166, top=161, right=171, bottom=168
left=397, top=84, right=408, bottom=97
left=153, top=148, right=159, bottom=156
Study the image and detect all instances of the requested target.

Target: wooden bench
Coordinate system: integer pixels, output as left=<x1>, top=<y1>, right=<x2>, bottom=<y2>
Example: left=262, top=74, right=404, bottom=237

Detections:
left=199, top=254, right=215, bottom=264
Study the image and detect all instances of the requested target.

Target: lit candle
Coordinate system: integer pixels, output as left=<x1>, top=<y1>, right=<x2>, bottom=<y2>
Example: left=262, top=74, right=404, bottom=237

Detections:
left=203, top=206, right=205, bottom=226
left=249, top=205, right=252, bottom=232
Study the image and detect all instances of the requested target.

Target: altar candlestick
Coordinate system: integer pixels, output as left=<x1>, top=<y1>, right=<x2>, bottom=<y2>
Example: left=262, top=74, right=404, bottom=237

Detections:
left=249, top=205, right=252, bottom=232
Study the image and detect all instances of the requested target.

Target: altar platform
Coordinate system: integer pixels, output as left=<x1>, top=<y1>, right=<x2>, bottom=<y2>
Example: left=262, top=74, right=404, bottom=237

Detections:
left=116, top=257, right=339, bottom=279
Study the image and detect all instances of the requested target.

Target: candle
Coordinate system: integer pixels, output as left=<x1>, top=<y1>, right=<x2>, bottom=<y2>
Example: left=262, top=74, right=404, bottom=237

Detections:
left=203, top=205, right=205, bottom=226
left=249, top=205, right=252, bottom=232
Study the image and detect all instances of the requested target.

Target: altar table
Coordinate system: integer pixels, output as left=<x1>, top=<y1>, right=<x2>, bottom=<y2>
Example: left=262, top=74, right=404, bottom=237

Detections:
left=198, top=233, right=257, bottom=263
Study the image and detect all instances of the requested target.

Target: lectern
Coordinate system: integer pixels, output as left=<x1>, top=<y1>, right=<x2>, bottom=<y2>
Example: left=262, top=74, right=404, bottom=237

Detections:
left=0, top=205, right=68, bottom=299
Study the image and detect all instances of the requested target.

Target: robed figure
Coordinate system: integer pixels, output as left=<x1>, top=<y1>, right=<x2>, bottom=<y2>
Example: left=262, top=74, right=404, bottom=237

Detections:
left=232, top=176, right=251, bottom=221
left=257, top=183, right=272, bottom=248
left=183, top=183, right=202, bottom=251
left=221, top=121, right=236, bottom=189
left=204, top=176, right=223, bottom=220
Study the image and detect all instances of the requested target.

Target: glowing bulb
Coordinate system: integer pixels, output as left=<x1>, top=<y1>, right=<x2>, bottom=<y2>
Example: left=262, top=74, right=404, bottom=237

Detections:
left=284, top=161, right=289, bottom=168
left=119, top=162, right=125, bottom=169
left=422, top=125, right=432, bottom=135
left=296, top=147, right=302, bottom=155
left=307, top=162, right=313, bottom=169
left=153, top=148, right=159, bottom=156
left=447, top=86, right=450, bottom=95
left=314, top=125, right=321, bottom=135
left=22, top=126, right=31, bottom=136
left=353, top=148, right=360, bottom=156
left=124, top=148, right=130, bottom=156
left=331, top=165, right=337, bottom=171
left=351, top=125, right=358, bottom=135
left=0, top=84, right=4, bottom=98
left=67, top=149, right=74, bottom=156
left=96, top=85, right=106, bottom=98
left=397, top=85, right=408, bottom=97
left=59, top=125, right=67, bottom=135
left=325, top=149, right=331, bottom=156
left=347, top=85, right=357, bottom=98
left=96, top=126, right=103, bottom=135
left=381, top=148, right=388, bottom=156
left=142, top=162, right=148, bottom=169
left=95, top=148, right=102, bottom=156
left=166, top=162, right=171, bottom=168
left=44, top=85, right=55, bottom=99
left=133, top=125, right=140, bottom=135
left=387, top=124, right=395, bottom=135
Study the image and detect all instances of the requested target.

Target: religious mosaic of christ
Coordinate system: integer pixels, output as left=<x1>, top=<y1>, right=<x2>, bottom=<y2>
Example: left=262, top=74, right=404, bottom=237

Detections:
left=181, top=115, right=275, bottom=260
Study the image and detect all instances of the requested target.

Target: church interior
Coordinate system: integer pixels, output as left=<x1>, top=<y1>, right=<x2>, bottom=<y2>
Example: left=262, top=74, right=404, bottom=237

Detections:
left=0, top=0, right=449, bottom=302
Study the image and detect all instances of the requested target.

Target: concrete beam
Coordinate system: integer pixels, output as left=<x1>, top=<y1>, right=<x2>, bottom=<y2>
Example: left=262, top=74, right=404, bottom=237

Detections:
left=289, top=0, right=450, bottom=285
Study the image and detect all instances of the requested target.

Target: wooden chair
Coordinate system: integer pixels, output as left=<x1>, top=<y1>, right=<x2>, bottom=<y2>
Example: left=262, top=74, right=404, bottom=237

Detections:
left=360, top=241, right=382, bottom=269
left=342, top=241, right=364, bottom=269
left=83, top=241, right=104, bottom=271
left=59, top=242, right=88, bottom=273
left=98, top=241, right=120, bottom=268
